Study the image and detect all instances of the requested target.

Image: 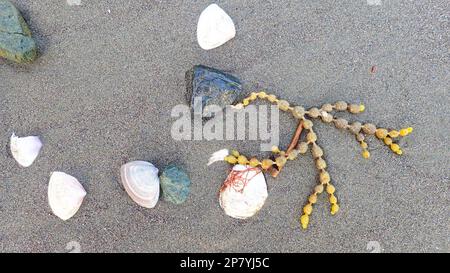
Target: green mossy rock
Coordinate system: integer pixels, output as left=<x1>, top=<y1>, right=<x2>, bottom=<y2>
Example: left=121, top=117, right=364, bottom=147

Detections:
left=0, top=0, right=37, bottom=63
left=160, top=165, right=191, bottom=205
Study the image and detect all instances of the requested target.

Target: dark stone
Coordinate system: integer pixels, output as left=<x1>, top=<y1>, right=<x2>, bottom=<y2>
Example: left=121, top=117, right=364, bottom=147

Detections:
left=0, top=0, right=37, bottom=63
left=187, top=65, right=242, bottom=118
left=160, top=165, right=191, bottom=205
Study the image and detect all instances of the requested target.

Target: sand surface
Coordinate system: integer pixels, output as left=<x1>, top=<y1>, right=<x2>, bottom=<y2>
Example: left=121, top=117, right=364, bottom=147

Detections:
left=0, top=0, right=448, bottom=252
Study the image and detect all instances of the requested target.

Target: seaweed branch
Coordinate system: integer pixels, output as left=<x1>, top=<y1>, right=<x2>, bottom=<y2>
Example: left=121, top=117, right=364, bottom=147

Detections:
left=223, top=92, right=413, bottom=229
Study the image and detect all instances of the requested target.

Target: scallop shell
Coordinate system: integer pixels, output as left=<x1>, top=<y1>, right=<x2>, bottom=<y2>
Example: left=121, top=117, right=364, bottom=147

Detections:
left=48, top=172, right=86, bottom=221
left=120, top=161, right=160, bottom=208
left=10, top=133, right=43, bottom=167
left=197, top=4, right=236, bottom=50
left=219, top=164, right=268, bottom=219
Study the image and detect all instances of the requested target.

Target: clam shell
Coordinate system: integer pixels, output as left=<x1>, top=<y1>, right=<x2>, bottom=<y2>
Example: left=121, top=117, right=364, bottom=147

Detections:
left=48, top=172, right=86, bottom=221
left=219, top=164, right=268, bottom=219
left=120, top=161, right=160, bottom=208
left=197, top=4, right=236, bottom=50
left=10, top=133, right=43, bottom=167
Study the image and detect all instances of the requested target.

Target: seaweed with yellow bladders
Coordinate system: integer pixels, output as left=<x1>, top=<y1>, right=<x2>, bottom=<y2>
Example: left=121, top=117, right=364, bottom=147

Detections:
left=222, top=92, right=413, bottom=229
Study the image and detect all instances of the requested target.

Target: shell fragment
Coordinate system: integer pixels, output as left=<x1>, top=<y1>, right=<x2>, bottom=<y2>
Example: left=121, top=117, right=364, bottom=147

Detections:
left=10, top=133, right=43, bottom=167
left=48, top=172, right=86, bottom=221
left=197, top=4, right=236, bottom=50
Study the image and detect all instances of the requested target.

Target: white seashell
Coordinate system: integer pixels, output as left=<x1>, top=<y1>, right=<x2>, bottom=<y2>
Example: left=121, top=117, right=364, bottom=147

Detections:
left=230, top=103, right=244, bottom=110
left=120, top=161, right=160, bottom=208
left=10, top=133, right=43, bottom=167
left=67, top=0, right=82, bottom=6
left=219, top=164, right=268, bottom=219
left=207, top=149, right=229, bottom=166
left=48, top=172, right=86, bottom=221
left=197, top=4, right=236, bottom=50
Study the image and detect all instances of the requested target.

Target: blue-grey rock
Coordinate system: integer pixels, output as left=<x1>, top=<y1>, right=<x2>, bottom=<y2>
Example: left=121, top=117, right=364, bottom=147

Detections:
left=160, top=165, right=191, bottom=204
left=0, top=0, right=37, bottom=63
left=187, top=65, right=242, bottom=118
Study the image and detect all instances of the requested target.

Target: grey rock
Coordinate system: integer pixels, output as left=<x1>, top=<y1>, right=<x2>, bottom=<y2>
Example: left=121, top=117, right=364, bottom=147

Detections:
left=187, top=65, right=242, bottom=118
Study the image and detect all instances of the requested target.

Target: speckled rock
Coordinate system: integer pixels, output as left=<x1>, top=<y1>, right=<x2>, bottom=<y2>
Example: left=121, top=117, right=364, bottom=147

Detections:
left=159, top=165, right=191, bottom=204
left=187, top=65, right=242, bottom=118
left=0, top=0, right=37, bottom=63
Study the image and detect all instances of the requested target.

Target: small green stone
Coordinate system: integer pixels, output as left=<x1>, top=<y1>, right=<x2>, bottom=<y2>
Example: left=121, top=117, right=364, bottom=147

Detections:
left=160, top=165, right=191, bottom=205
left=0, top=0, right=37, bottom=63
